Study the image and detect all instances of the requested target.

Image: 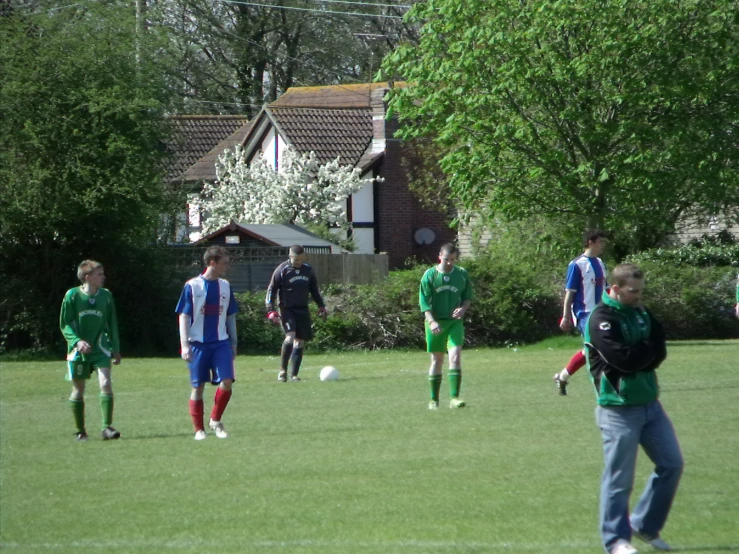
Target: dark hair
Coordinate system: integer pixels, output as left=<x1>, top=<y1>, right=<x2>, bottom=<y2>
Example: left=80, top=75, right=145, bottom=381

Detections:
left=610, top=263, right=644, bottom=287
left=203, top=246, right=229, bottom=266
left=584, top=229, right=608, bottom=248
left=289, top=245, right=305, bottom=256
left=439, top=243, right=459, bottom=257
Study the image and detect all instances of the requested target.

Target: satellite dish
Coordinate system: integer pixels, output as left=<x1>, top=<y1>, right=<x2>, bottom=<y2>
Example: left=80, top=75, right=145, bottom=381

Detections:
left=414, top=228, right=436, bottom=245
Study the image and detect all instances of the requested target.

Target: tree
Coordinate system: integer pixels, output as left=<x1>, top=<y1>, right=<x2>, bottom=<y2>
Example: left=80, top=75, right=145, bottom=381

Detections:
left=382, top=0, right=739, bottom=251
left=148, top=0, right=417, bottom=116
left=0, top=2, right=181, bottom=352
left=200, top=147, right=375, bottom=237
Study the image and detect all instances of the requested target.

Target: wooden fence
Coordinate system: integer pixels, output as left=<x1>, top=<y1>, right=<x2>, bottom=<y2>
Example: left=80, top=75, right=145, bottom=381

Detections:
left=168, top=247, right=388, bottom=293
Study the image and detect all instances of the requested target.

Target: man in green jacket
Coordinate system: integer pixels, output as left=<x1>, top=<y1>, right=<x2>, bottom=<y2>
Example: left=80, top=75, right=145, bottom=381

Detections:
left=585, top=263, right=683, bottom=554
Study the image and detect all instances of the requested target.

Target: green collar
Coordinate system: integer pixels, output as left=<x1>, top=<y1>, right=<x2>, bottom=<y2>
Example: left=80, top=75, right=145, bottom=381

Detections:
left=601, top=291, right=630, bottom=312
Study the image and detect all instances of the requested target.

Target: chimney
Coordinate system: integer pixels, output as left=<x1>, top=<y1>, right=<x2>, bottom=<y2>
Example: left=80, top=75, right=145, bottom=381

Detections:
left=371, top=85, right=389, bottom=154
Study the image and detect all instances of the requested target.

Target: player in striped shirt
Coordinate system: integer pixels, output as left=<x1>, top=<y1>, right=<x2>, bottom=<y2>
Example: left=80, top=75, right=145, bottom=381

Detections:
left=553, top=230, right=608, bottom=395
left=176, top=246, right=239, bottom=440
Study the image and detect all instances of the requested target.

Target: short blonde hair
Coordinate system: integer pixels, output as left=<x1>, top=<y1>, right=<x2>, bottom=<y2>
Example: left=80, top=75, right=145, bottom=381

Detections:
left=77, top=260, right=103, bottom=283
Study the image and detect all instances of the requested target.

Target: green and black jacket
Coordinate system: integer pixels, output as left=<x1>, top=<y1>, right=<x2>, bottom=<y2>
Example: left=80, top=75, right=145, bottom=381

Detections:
left=584, top=293, right=666, bottom=407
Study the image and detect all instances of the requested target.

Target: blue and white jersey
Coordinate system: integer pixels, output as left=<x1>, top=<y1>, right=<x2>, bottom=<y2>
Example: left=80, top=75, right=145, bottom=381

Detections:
left=565, top=255, right=607, bottom=322
left=176, top=276, right=239, bottom=343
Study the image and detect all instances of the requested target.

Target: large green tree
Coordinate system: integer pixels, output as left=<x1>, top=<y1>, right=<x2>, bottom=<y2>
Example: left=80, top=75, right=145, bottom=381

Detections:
left=382, top=0, right=739, bottom=251
left=0, top=2, right=180, bottom=352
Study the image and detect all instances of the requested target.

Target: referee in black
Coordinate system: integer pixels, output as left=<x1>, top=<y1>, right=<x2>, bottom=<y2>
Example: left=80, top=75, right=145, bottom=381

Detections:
left=266, top=245, right=328, bottom=382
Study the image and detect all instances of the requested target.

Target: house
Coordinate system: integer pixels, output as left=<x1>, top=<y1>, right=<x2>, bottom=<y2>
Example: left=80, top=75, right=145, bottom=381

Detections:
left=170, top=83, right=455, bottom=269
left=163, top=115, right=255, bottom=242
left=164, top=115, right=252, bottom=186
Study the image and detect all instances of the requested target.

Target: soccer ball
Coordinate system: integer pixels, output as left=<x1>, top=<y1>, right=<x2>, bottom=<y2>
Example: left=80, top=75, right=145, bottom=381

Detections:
left=319, top=365, right=339, bottom=381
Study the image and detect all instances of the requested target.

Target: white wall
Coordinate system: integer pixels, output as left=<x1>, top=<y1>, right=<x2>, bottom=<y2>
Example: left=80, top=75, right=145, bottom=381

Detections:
left=261, top=128, right=277, bottom=168
left=352, top=174, right=374, bottom=222
left=351, top=228, right=375, bottom=254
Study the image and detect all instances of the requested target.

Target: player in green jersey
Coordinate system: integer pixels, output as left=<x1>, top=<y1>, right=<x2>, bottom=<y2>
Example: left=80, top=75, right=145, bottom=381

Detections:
left=60, top=260, right=122, bottom=441
left=419, top=243, right=473, bottom=409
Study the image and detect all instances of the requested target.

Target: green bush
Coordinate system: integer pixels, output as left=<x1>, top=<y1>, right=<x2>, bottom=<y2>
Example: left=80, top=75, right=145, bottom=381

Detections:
left=462, top=256, right=561, bottom=346
left=234, top=291, right=286, bottom=354
left=236, top=259, right=563, bottom=354
left=312, top=267, right=428, bottom=351
left=629, top=243, right=739, bottom=268
left=624, top=237, right=739, bottom=339
left=626, top=261, right=738, bottom=340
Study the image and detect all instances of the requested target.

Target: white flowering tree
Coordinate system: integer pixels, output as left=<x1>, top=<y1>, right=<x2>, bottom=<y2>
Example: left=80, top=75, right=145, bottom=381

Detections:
left=199, top=146, right=376, bottom=235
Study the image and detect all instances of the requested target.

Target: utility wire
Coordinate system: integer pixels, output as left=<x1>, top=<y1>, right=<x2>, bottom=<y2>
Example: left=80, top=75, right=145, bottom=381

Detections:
left=216, top=0, right=406, bottom=19
left=184, top=99, right=264, bottom=108
left=286, top=0, right=410, bottom=8
left=18, top=2, right=84, bottom=15
left=216, top=27, right=382, bottom=98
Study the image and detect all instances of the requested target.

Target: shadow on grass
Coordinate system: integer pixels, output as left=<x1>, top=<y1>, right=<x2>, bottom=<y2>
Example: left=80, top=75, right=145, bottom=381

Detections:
left=121, top=432, right=195, bottom=440
left=667, top=341, right=739, bottom=348
left=662, top=383, right=739, bottom=393
left=671, top=547, right=739, bottom=552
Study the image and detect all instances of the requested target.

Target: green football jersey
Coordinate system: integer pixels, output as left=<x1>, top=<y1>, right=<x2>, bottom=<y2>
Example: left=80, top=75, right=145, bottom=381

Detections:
left=60, top=287, right=120, bottom=360
left=419, top=266, right=473, bottom=321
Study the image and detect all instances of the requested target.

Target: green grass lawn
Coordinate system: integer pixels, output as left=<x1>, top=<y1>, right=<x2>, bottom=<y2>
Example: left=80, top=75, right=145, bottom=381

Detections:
left=1, top=338, right=738, bottom=553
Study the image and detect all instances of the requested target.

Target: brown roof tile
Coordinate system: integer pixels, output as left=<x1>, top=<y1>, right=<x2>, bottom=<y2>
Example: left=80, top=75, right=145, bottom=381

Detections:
left=165, top=115, right=250, bottom=182
left=268, top=107, right=372, bottom=165
left=182, top=118, right=257, bottom=183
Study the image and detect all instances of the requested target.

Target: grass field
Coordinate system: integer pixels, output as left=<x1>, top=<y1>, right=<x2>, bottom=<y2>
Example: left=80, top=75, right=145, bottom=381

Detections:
left=1, top=338, right=738, bottom=553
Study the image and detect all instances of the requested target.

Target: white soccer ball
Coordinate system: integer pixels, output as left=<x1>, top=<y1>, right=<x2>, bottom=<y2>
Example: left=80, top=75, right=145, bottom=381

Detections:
left=319, top=365, right=339, bottom=381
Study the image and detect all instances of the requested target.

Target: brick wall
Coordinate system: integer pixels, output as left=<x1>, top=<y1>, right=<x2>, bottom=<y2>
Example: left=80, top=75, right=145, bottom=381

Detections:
left=372, top=87, right=455, bottom=269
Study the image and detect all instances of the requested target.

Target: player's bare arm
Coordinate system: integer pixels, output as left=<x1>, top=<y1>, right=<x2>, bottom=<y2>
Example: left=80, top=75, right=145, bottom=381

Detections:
left=560, top=290, right=575, bottom=331
left=452, top=299, right=471, bottom=320
left=425, top=311, right=442, bottom=334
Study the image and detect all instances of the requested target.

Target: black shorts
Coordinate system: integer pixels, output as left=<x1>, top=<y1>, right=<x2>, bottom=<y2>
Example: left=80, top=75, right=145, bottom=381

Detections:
left=281, top=307, right=313, bottom=341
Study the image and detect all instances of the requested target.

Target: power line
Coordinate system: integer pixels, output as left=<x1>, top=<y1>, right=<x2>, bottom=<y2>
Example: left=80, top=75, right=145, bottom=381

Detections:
left=216, top=0, right=406, bottom=19
left=288, top=0, right=410, bottom=8
left=184, top=99, right=264, bottom=108
left=18, top=2, right=84, bottom=15
left=216, top=28, right=379, bottom=97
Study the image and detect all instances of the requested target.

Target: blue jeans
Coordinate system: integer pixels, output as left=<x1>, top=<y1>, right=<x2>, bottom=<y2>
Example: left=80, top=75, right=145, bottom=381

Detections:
left=595, top=401, right=683, bottom=553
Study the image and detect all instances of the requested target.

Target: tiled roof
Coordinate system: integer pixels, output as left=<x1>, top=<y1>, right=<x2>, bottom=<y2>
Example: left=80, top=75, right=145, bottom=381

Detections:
left=164, top=116, right=250, bottom=182
left=270, top=82, right=395, bottom=109
left=195, top=222, right=346, bottom=252
left=182, top=118, right=256, bottom=183
left=267, top=107, right=373, bottom=166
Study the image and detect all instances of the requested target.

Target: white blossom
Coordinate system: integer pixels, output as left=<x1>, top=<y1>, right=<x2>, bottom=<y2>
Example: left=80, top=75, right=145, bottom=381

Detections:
left=200, top=147, right=378, bottom=234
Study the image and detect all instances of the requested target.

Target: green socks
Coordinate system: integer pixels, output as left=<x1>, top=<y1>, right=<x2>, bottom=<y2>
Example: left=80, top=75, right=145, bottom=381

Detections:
left=100, top=394, right=114, bottom=429
left=429, top=374, right=442, bottom=402
left=70, top=398, right=85, bottom=433
left=448, top=369, right=462, bottom=398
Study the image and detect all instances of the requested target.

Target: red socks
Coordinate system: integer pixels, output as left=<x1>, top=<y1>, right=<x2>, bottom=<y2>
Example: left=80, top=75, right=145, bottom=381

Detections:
left=565, top=350, right=586, bottom=375
left=210, top=387, right=232, bottom=423
left=189, top=399, right=204, bottom=432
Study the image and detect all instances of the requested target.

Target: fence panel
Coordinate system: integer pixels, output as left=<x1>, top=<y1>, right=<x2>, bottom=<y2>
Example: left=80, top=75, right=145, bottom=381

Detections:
left=167, top=248, right=387, bottom=292
left=307, top=254, right=388, bottom=287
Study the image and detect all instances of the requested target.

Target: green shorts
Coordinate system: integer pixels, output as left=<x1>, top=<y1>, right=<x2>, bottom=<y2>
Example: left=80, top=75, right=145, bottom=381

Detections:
left=425, top=319, right=465, bottom=353
left=66, top=353, right=111, bottom=381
